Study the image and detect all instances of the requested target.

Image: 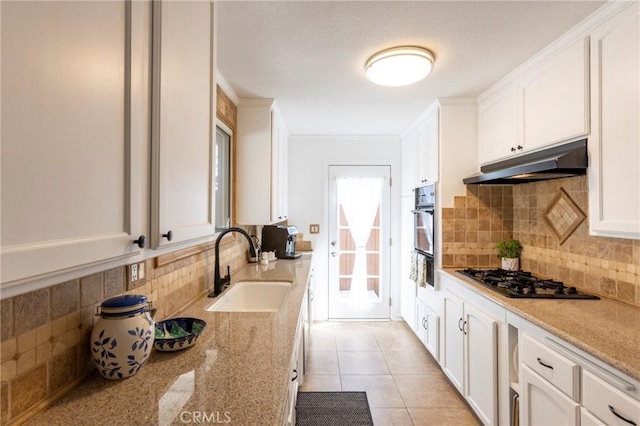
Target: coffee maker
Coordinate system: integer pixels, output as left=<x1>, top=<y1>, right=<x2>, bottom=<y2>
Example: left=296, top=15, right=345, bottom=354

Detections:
left=261, top=225, right=302, bottom=259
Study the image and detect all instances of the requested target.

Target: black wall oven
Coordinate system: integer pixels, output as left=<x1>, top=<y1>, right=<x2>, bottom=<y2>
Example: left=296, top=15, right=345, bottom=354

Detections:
left=412, top=184, right=435, bottom=287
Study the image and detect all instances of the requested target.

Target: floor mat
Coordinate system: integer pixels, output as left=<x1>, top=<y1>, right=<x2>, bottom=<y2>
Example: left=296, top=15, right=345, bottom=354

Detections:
left=295, top=391, right=374, bottom=426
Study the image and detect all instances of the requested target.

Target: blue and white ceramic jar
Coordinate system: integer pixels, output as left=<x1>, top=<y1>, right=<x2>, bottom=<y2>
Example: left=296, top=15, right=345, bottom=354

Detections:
left=91, top=294, right=155, bottom=380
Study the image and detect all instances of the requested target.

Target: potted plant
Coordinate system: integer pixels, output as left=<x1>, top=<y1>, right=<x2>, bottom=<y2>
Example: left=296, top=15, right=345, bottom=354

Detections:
left=496, top=239, right=523, bottom=271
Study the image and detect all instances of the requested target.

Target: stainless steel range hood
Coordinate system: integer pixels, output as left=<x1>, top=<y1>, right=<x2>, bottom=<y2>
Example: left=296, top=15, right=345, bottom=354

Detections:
left=463, top=139, right=587, bottom=185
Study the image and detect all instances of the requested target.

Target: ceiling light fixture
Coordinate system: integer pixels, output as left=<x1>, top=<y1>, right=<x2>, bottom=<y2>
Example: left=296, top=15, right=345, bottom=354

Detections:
left=365, top=46, right=435, bottom=87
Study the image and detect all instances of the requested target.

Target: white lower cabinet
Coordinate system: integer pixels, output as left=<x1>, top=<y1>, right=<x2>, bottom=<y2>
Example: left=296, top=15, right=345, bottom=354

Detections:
left=415, top=298, right=439, bottom=361
left=520, top=364, right=580, bottom=426
left=442, top=290, right=498, bottom=425
left=515, top=326, right=640, bottom=426
left=582, top=369, right=640, bottom=426
left=283, top=316, right=304, bottom=426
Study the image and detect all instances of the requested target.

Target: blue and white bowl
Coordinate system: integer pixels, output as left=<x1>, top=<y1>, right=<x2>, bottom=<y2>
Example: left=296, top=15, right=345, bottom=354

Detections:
left=154, top=318, right=207, bottom=352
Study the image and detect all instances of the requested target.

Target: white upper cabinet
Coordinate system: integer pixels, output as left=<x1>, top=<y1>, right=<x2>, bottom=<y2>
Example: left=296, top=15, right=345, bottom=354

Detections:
left=1, top=1, right=144, bottom=288
left=401, top=105, right=440, bottom=193
left=478, top=37, right=589, bottom=165
left=150, top=0, right=217, bottom=248
left=401, top=128, right=418, bottom=196
left=520, top=37, right=589, bottom=151
left=588, top=2, right=640, bottom=239
left=478, top=83, right=519, bottom=164
left=236, top=99, right=289, bottom=225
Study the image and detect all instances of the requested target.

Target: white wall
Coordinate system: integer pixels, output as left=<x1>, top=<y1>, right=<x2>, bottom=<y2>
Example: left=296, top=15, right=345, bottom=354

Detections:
left=288, top=135, right=402, bottom=321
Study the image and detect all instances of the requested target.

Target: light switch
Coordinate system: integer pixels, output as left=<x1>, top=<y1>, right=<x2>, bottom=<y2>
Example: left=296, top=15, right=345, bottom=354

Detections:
left=310, top=224, right=320, bottom=234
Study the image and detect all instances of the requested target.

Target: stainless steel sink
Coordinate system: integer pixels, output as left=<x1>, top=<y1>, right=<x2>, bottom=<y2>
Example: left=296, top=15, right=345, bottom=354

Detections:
left=206, top=281, right=292, bottom=312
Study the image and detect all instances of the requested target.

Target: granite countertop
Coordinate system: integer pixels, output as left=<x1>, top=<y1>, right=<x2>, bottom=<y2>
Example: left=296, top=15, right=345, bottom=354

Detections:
left=28, top=255, right=313, bottom=426
left=442, top=268, right=640, bottom=382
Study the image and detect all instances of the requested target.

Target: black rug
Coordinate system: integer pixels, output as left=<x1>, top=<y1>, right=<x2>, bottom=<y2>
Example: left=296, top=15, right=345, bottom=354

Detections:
left=296, top=391, right=374, bottom=426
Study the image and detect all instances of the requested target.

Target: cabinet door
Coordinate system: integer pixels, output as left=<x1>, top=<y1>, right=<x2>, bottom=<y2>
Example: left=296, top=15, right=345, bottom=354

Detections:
left=1, top=1, right=143, bottom=286
left=400, top=196, right=417, bottom=330
left=521, top=37, right=589, bottom=151
left=464, top=303, right=498, bottom=425
left=401, top=129, right=418, bottom=195
left=588, top=2, right=640, bottom=239
left=416, top=120, right=428, bottom=185
left=150, top=0, right=216, bottom=248
left=442, top=292, right=464, bottom=392
left=580, top=408, right=605, bottom=426
left=271, top=111, right=289, bottom=223
left=415, top=299, right=427, bottom=343
left=520, top=365, right=580, bottom=426
left=478, top=84, right=519, bottom=164
left=424, top=304, right=439, bottom=362
left=425, top=108, right=440, bottom=183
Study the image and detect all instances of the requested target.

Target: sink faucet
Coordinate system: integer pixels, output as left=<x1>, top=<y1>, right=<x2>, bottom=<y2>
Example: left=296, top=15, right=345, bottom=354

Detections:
left=208, top=227, right=258, bottom=298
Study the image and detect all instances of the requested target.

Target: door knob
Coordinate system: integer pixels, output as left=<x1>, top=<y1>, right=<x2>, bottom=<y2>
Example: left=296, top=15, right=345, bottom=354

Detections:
left=330, top=241, right=336, bottom=246
left=330, top=252, right=336, bottom=257
left=162, top=230, right=173, bottom=241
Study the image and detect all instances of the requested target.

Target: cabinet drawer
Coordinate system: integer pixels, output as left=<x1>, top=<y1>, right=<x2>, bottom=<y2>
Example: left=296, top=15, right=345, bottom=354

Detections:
left=521, top=333, right=579, bottom=399
left=583, top=369, right=640, bottom=426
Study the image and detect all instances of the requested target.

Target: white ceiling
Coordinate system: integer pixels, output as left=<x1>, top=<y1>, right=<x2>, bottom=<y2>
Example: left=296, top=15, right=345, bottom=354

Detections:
left=217, top=1, right=605, bottom=136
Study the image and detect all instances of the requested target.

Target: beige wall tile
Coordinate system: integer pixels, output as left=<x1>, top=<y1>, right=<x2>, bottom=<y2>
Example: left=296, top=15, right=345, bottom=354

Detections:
left=13, top=289, right=49, bottom=335
left=1, top=359, right=17, bottom=382
left=10, top=363, right=46, bottom=418
left=104, top=267, right=125, bottom=298
left=1, top=298, right=13, bottom=342
left=80, top=273, right=104, bottom=307
left=16, top=348, right=36, bottom=376
left=50, top=280, right=79, bottom=320
left=17, top=329, right=36, bottom=353
left=1, top=381, right=8, bottom=424
left=1, top=338, right=17, bottom=364
left=49, top=347, right=78, bottom=394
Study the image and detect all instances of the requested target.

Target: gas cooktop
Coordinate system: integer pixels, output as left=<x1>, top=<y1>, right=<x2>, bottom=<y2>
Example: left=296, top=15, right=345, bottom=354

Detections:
left=456, top=268, right=600, bottom=299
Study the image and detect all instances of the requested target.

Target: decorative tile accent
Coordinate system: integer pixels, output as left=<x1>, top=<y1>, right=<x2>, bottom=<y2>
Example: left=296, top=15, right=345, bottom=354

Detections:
left=542, top=188, right=586, bottom=245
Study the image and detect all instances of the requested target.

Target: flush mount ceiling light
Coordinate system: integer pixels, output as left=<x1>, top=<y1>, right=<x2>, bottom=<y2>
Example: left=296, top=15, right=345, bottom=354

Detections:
left=365, top=46, right=435, bottom=87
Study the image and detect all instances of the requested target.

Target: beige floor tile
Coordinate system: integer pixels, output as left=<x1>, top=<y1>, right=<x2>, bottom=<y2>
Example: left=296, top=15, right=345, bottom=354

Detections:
left=332, top=321, right=374, bottom=334
left=335, top=332, right=380, bottom=351
left=306, top=350, right=339, bottom=375
left=408, top=407, right=481, bottom=425
left=337, top=351, right=390, bottom=375
left=369, top=320, right=412, bottom=334
left=310, top=332, right=337, bottom=351
left=371, top=408, right=414, bottom=425
left=382, top=350, right=441, bottom=375
left=299, top=375, right=341, bottom=392
left=374, top=330, right=426, bottom=351
left=341, top=375, right=405, bottom=408
left=394, top=375, right=466, bottom=409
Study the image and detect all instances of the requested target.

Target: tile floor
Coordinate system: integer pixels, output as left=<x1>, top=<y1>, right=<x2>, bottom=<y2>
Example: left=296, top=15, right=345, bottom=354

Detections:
left=299, top=321, right=481, bottom=426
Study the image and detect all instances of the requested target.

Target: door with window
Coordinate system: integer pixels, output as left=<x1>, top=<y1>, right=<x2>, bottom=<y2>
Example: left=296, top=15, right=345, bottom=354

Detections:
left=328, top=165, right=391, bottom=319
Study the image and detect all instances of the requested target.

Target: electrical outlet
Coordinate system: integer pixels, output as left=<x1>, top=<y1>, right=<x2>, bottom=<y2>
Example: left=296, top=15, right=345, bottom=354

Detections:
left=131, top=263, right=138, bottom=282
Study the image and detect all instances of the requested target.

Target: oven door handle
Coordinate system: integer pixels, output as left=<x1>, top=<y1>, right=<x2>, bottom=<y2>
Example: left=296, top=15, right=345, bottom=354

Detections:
left=411, top=209, right=434, bottom=214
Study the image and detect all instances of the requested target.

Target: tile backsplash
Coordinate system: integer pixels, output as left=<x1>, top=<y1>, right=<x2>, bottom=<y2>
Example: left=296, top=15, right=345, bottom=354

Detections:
left=0, top=236, right=251, bottom=425
left=441, top=176, right=639, bottom=307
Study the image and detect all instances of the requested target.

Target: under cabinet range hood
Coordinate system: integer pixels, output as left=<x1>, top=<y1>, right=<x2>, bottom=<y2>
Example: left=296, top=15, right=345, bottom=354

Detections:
left=463, top=139, right=588, bottom=185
